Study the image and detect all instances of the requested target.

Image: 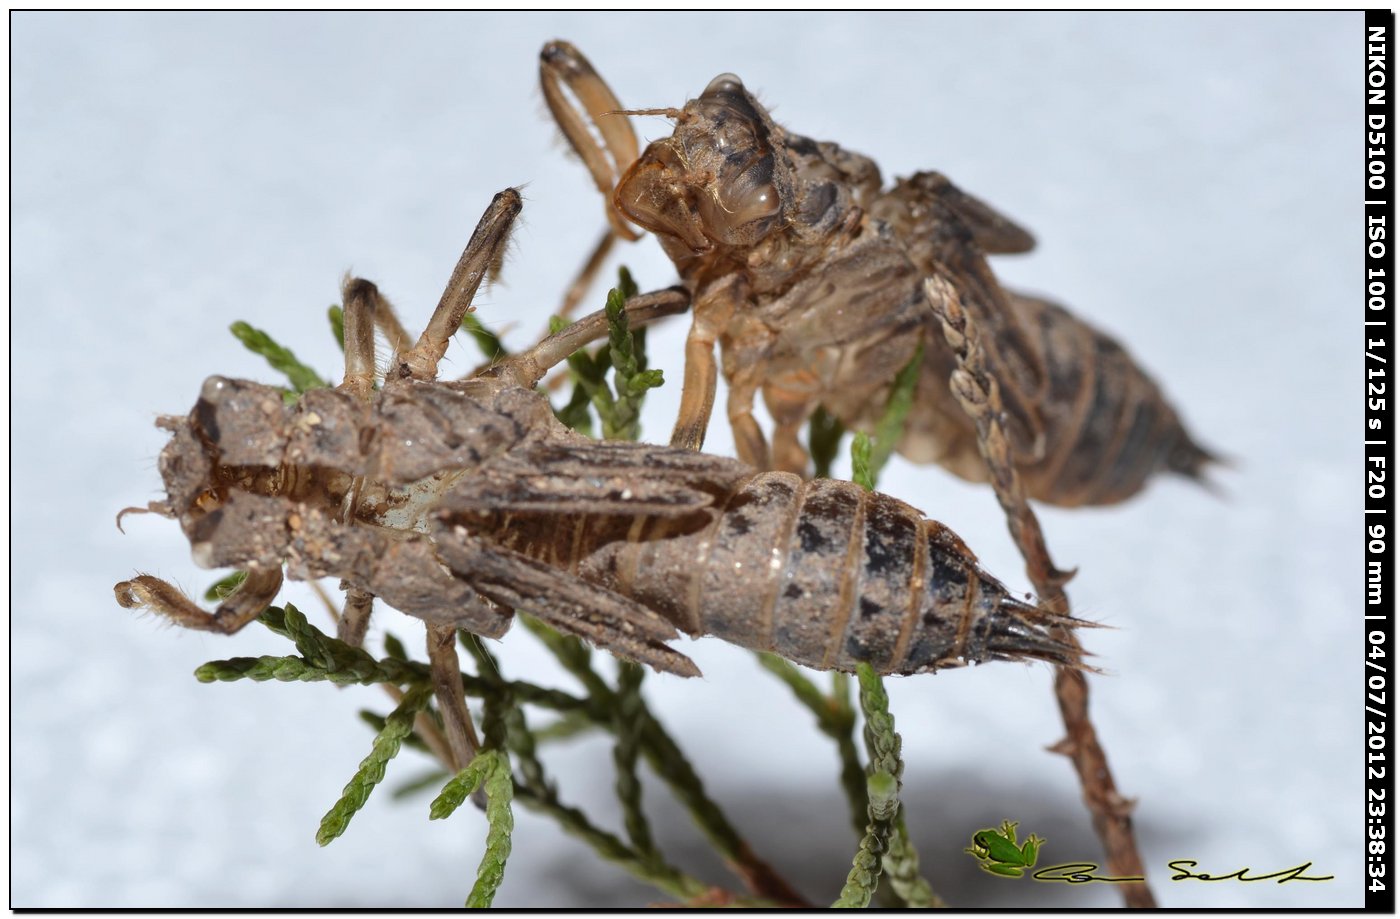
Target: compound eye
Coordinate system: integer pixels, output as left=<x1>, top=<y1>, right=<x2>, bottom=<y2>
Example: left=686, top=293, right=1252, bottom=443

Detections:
left=703, top=73, right=745, bottom=96
left=694, top=148, right=782, bottom=245
left=726, top=174, right=781, bottom=226
left=697, top=179, right=781, bottom=243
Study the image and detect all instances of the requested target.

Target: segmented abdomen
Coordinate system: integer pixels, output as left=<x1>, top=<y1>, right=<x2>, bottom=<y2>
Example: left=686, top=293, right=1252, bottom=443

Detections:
left=609, top=474, right=1077, bottom=674
left=1011, top=294, right=1216, bottom=507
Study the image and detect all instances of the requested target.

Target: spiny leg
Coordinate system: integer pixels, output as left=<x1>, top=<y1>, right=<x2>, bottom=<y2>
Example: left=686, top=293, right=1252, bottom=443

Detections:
left=542, top=39, right=686, bottom=341
left=432, top=528, right=699, bottom=678
left=539, top=40, right=643, bottom=243
left=399, top=189, right=523, bottom=382
left=373, top=283, right=413, bottom=364
left=539, top=40, right=645, bottom=362
left=340, top=273, right=412, bottom=365
left=924, top=275, right=1155, bottom=908
left=115, top=566, right=284, bottom=635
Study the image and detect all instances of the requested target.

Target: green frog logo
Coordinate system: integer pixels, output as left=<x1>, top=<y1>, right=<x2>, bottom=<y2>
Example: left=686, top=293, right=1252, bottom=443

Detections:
left=965, top=820, right=1044, bottom=878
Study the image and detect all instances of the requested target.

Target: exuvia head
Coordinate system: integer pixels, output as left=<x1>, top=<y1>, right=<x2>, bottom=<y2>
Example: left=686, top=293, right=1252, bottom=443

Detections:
left=613, top=73, right=787, bottom=253
left=156, top=376, right=297, bottom=567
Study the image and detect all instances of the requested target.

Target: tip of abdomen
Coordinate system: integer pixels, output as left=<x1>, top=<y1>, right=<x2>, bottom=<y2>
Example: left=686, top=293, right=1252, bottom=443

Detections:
left=894, top=588, right=1093, bottom=674
left=979, top=597, right=1092, bottom=670
left=1166, top=428, right=1229, bottom=495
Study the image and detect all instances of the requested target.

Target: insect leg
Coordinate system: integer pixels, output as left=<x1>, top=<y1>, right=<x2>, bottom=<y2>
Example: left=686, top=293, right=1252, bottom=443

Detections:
left=539, top=40, right=642, bottom=243
left=726, top=368, right=772, bottom=470
left=372, top=283, right=413, bottom=362
left=762, top=378, right=822, bottom=476
left=425, top=622, right=481, bottom=769
left=331, top=282, right=383, bottom=649
left=339, top=277, right=380, bottom=400
left=496, top=287, right=690, bottom=388
left=337, top=587, right=374, bottom=648
left=115, top=566, right=284, bottom=635
left=286, top=507, right=513, bottom=639
left=671, top=319, right=719, bottom=451
left=432, top=525, right=700, bottom=678
left=769, top=421, right=809, bottom=476
left=398, top=189, right=522, bottom=382
left=669, top=279, right=742, bottom=452
left=332, top=271, right=415, bottom=368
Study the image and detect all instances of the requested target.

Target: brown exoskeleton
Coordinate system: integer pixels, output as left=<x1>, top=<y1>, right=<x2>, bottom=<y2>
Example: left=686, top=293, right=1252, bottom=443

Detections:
left=115, top=189, right=1085, bottom=770
left=540, top=41, right=1216, bottom=507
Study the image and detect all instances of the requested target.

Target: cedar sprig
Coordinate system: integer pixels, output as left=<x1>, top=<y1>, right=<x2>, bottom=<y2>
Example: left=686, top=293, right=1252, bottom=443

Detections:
left=549, top=268, right=663, bottom=441
left=328, top=304, right=345, bottom=351
left=832, top=351, right=939, bottom=907
left=429, top=748, right=516, bottom=908
left=229, top=320, right=328, bottom=393
left=317, top=684, right=433, bottom=846
left=611, top=662, right=656, bottom=858
left=832, top=663, right=902, bottom=907
left=869, top=343, right=923, bottom=477
left=203, top=570, right=248, bottom=602
left=461, top=312, right=508, bottom=362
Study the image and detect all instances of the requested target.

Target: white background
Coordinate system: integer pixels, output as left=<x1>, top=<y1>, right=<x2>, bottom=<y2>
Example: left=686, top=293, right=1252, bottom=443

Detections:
left=12, top=11, right=1361, bottom=908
